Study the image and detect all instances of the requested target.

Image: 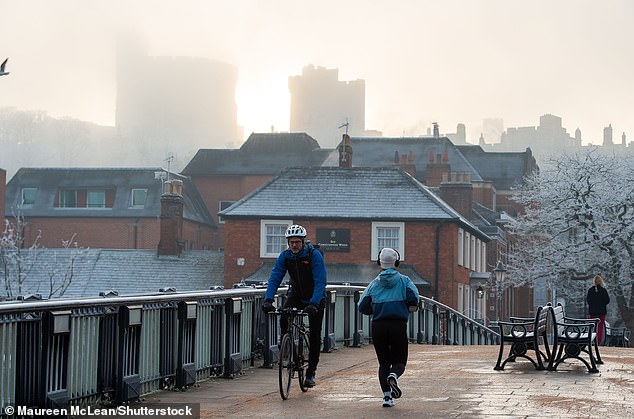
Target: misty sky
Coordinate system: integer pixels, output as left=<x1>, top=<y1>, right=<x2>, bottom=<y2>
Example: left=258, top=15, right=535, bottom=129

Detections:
left=1, top=0, right=633, bottom=145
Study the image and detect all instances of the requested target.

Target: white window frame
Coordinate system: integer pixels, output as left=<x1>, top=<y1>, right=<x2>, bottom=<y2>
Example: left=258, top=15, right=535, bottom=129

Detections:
left=20, top=187, right=37, bottom=208
left=481, top=242, right=487, bottom=273
left=87, top=190, right=106, bottom=208
left=260, top=219, right=293, bottom=258
left=371, top=221, right=405, bottom=261
left=218, top=200, right=237, bottom=224
left=464, top=232, right=470, bottom=269
left=130, top=188, right=148, bottom=208
left=59, top=189, right=77, bottom=208
left=457, top=228, right=464, bottom=266
left=470, top=235, right=476, bottom=271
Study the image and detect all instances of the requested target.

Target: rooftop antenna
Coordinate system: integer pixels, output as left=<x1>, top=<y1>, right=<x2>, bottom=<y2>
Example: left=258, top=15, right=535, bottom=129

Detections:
left=165, top=152, right=174, bottom=181
left=338, top=118, right=350, bottom=135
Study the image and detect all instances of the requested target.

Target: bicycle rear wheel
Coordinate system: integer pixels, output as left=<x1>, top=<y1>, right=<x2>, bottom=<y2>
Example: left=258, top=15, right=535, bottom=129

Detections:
left=279, top=333, right=293, bottom=400
left=297, top=333, right=309, bottom=392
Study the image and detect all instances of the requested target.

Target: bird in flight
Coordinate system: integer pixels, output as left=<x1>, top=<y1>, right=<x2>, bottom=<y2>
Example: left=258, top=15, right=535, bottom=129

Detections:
left=0, top=58, right=9, bottom=76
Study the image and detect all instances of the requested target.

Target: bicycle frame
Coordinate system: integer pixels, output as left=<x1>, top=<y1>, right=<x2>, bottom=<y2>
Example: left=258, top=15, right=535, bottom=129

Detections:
left=274, top=307, right=311, bottom=400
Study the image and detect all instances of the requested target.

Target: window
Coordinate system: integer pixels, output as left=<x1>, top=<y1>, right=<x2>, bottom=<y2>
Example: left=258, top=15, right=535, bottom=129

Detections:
left=130, top=189, right=148, bottom=208
left=371, top=222, right=405, bottom=261
left=20, top=188, right=37, bottom=208
left=87, top=190, right=105, bottom=208
left=462, top=233, right=471, bottom=269
left=457, top=228, right=464, bottom=266
left=59, top=190, right=77, bottom=208
left=218, top=200, right=236, bottom=224
left=260, top=219, right=293, bottom=258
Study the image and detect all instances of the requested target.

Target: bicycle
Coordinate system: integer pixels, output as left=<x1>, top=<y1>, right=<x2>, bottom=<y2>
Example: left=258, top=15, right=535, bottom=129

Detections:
left=273, top=307, right=311, bottom=400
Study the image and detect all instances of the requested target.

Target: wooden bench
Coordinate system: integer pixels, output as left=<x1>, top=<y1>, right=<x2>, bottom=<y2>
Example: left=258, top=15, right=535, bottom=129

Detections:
left=548, top=303, right=603, bottom=373
left=494, top=305, right=551, bottom=371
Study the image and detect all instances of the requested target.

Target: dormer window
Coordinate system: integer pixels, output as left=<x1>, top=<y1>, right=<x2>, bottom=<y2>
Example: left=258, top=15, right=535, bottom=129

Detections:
left=130, top=189, right=148, bottom=208
left=87, top=191, right=106, bottom=208
left=20, top=187, right=37, bottom=208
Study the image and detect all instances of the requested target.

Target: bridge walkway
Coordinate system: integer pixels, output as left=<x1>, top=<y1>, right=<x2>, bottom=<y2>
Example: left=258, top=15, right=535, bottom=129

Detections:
left=136, top=345, right=634, bottom=418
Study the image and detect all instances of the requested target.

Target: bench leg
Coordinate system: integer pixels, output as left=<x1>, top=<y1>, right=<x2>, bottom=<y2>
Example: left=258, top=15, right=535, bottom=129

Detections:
left=494, top=341, right=506, bottom=370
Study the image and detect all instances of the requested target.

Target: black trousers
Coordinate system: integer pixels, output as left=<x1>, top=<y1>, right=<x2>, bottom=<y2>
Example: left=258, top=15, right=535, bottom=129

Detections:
left=281, top=295, right=325, bottom=375
left=371, top=319, right=408, bottom=393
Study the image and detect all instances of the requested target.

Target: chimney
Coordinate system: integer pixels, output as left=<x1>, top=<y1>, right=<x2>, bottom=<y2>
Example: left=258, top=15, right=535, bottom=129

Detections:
left=338, top=134, right=353, bottom=168
left=425, top=148, right=450, bottom=187
left=0, top=168, right=5, bottom=223
left=439, top=172, right=473, bottom=220
left=158, top=179, right=184, bottom=256
left=400, top=150, right=416, bottom=177
left=432, top=122, right=440, bottom=138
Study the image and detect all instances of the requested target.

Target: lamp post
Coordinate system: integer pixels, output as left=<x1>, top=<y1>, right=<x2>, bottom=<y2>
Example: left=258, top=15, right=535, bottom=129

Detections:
left=493, top=260, right=507, bottom=321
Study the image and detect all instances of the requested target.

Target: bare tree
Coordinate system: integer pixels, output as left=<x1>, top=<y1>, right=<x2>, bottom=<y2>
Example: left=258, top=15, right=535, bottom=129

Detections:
left=0, top=217, right=41, bottom=300
left=1, top=217, right=86, bottom=300
left=509, top=148, right=634, bottom=330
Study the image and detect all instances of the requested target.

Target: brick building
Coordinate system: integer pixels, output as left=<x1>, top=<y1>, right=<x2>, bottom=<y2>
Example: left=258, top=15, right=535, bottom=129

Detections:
left=3, top=168, right=216, bottom=250
left=220, top=166, right=491, bottom=319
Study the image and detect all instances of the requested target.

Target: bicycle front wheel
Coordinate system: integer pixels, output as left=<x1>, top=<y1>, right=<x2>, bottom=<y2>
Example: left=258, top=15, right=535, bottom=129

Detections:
left=279, top=333, right=293, bottom=400
left=297, top=332, right=310, bottom=392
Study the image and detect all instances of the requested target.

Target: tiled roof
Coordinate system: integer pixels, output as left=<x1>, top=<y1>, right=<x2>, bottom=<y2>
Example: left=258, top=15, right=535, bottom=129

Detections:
left=4, top=167, right=214, bottom=226
left=220, top=166, right=462, bottom=221
left=243, top=262, right=431, bottom=288
left=322, top=136, right=484, bottom=182
left=181, top=132, right=333, bottom=176
left=7, top=249, right=224, bottom=299
left=455, top=144, right=537, bottom=190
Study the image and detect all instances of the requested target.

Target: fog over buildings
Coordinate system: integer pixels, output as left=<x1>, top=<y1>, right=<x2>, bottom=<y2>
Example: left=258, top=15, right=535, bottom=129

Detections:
left=1, top=1, right=633, bottom=176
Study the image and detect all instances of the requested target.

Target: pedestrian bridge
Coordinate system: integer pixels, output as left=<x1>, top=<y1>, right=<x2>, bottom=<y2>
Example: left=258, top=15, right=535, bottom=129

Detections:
left=0, top=285, right=496, bottom=414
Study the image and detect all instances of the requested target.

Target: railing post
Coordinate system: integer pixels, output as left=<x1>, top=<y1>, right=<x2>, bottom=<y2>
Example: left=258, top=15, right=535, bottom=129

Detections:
left=176, top=301, right=197, bottom=388
left=416, top=306, right=425, bottom=343
left=352, top=291, right=364, bottom=347
left=223, top=297, right=242, bottom=378
left=42, top=310, right=71, bottom=409
left=116, top=305, right=142, bottom=405
left=262, top=301, right=279, bottom=369
left=322, top=290, right=336, bottom=352
left=432, top=304, right=439, bottom=345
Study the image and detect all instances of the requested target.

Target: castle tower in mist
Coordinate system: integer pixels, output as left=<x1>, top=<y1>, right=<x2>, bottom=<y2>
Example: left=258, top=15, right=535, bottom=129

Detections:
left=289, top=65, right=365, bottom=148
left=115, top=35, right=239, bottom=168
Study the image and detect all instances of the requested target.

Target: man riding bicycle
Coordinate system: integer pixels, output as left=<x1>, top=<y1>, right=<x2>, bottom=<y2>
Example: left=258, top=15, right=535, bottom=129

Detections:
left=262, top=224, right=327, bottom=387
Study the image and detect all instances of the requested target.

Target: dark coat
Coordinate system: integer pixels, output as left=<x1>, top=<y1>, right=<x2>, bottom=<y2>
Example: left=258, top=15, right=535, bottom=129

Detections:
left=586, top=285, right=610, bottom=315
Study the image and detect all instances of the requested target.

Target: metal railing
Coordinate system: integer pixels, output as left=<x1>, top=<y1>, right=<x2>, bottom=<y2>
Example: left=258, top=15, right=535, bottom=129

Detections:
left=0, top=285, right=498, bottom=414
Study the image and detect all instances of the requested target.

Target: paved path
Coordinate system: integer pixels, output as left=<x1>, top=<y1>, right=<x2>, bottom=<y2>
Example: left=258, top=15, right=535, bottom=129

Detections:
left=139, top=345, right=634, bottom=418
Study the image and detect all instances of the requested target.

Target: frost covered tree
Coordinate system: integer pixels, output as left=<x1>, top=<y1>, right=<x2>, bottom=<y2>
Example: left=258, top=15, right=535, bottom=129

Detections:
left=1, top=217, right=86, bottom=300
left=508, top=149, right=634, bottom=330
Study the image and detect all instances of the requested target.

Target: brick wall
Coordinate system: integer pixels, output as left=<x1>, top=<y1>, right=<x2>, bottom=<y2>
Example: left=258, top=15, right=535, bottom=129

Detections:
left=223, top=217, right=471, bottom=308
left=191, top=174, right=272, bottom=249
left=17, top=217, right=212, bottom=250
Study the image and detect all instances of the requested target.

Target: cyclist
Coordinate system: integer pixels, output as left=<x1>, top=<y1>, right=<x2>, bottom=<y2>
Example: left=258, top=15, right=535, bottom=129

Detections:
left=358, top=247, right=420, bottom=408
left=262, top=224, right=327, bottom=387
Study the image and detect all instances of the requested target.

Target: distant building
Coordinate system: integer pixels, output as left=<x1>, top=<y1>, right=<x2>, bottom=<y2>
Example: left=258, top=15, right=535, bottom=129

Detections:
left=497, top=114, right=581, bottom=158
left=289, top=65, right=366, bottom=148
left=115, top=36, right=239, bottom=170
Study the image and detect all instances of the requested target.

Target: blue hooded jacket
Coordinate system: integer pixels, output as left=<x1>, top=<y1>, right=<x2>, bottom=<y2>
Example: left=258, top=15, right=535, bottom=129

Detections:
left=358, top=269, right=420, bottom=321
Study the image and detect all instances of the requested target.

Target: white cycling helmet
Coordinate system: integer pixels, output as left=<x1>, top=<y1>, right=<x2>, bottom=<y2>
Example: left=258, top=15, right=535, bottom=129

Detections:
left=285, top=224, right=307, bottom=238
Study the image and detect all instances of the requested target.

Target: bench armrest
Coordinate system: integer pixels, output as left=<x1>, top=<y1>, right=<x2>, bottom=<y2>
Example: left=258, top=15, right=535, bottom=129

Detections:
left=557, top=321, right=596, bottom=338
left=497, top=320, right=534, bottom=338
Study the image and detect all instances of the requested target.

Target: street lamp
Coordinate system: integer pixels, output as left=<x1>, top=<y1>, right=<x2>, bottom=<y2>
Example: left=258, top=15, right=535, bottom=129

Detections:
left=476, top=285, right=484, bottom=299
left=493, top=260, right=507, bottom=321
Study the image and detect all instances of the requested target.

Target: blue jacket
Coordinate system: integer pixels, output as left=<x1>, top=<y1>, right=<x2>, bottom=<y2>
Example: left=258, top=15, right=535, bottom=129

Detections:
left=264, top=244, right=327, bottom=305
left=358, top=269, right=420, bottom=321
